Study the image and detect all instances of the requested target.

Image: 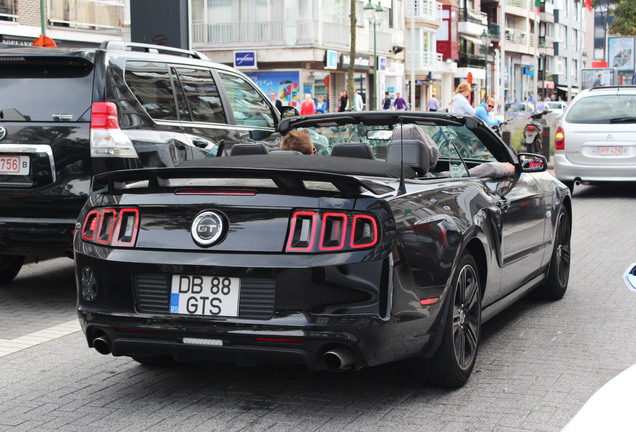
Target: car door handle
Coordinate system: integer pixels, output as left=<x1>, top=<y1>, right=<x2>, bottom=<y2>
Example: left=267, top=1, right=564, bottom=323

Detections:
left=192, top=139, right=209, bottom=148
left=497, top=198, right=509, bottom=212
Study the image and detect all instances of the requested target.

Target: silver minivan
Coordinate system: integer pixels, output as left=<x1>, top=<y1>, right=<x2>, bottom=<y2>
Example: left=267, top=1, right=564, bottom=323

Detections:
left=554, top=86, right=636, bottom=192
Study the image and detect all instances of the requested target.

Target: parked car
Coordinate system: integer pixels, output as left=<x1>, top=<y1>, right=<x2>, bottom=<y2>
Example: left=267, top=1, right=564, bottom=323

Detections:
left=74, top=111, right=571, bottom=388
left=504, top=101, right=534, bottom=120
left=0, top=41, right=296, bottom=284
left=546, top=101, right=567, bottom=117
left=554, top=86, right=636, bottom=192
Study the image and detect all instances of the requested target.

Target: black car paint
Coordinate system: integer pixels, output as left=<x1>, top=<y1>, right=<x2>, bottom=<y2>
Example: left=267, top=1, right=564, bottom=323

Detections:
left=74, top=113, right=571, bottom=377
left=0, top=46, right=283, bottom=261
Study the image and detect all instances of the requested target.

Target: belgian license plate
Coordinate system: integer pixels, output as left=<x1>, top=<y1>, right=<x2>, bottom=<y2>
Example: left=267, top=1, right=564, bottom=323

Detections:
left=170, top=275, right=240, bottom=317
left=0, top=155, right=29, bottom=175
left=597, top=146, right=623, bottom=156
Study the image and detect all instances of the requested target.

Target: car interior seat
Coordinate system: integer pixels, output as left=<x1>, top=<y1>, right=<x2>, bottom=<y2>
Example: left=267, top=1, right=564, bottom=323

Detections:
left=330, top=142, right=375, bottom=159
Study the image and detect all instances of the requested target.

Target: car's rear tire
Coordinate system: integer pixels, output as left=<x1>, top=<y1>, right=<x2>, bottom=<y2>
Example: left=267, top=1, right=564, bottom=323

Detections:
left=132, top=355, right=177, bottom=367
left=0, top=255, right=25, bottom=285
left=409, top=252, right=481, bottom=388
left=534, top=206, right=571, bottom=300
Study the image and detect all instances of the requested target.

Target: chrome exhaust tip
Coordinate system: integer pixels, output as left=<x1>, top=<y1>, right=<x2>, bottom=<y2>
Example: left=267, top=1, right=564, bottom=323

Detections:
left=93, top=336, right=111, bottom=355
left=323, top=346, right=356, bottom=369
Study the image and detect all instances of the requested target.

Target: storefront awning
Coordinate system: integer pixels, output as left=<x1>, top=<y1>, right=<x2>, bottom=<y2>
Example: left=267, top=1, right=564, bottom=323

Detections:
left=461, top=35, right=484, bottom=46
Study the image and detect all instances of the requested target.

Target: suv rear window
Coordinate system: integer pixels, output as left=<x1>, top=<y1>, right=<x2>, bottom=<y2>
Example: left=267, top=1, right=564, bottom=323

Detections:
left=0, top=57, right=93, bottom=122
left=125, top=62, right=178, bottom=121
left=566, top=94, right=636, bottom=123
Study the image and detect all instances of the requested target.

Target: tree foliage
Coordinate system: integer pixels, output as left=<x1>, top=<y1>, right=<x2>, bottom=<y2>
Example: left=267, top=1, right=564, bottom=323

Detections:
left=610, top=0, right=636, bottom=35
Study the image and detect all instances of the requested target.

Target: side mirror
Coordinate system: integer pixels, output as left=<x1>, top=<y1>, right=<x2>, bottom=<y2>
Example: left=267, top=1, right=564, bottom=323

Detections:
left=518, top=153, right=547, bottom=173
left=249, top=130, right=273, bottom=140
left=624, top=264, right=636, bottom=292
left=280, top=106, right=299, bottom=119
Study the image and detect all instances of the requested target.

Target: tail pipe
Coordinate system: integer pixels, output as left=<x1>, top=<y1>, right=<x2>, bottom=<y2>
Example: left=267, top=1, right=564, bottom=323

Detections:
left=93, top=336, right=112, bottom=355
left=323, top=346, right=357, bottom=370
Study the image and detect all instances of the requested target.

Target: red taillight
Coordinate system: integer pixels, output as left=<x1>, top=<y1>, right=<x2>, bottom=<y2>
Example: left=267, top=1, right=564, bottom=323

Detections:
left=319, top=213, right=347, bottom=251
left=80, top=207, right=140, bottom=247
left=525, top=125, right=537, bottom=131
left=286, top=211, right=318, bottom=251
left=286, top=210, right=379, bottom=253
left=555, top=126, right=565, bottom=150
left=91, top=102, right=119, bottom=129
left=81, top=210, right=100, bottom=241
left=112, top=208, right=140, bottom=246
left=350, top=215, right=378, bottom=249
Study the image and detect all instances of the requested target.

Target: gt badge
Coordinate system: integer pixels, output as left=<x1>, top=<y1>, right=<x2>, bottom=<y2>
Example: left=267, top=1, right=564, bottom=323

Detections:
left=191, top=211, right=225, bottom=247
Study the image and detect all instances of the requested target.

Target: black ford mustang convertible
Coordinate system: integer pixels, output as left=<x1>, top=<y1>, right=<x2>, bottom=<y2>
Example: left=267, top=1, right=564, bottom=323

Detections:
left=74, top=112, right=571, bottom=387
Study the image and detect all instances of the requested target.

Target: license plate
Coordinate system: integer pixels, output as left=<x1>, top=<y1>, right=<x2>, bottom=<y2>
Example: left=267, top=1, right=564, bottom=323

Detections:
left=170, top=275, right=240, bottom=317
left=597, top=146, right=623, bottom=156
left=0, top=155, right=29, bottom=175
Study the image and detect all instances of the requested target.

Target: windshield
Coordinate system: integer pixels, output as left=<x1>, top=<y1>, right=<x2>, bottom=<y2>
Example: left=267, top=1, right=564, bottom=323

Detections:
left=566, top=95, right=636, bottom=124
left=295, top=122, right=497, bottom=163
left=505, top=104, right=526, bottom=113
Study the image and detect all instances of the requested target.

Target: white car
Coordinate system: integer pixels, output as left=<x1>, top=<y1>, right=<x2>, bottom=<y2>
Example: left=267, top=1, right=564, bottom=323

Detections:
left=554, top=86, right=636, bottom=192
left=562, top=264, right=636, bottom=431
left=546, top=101, right=567, bottom=116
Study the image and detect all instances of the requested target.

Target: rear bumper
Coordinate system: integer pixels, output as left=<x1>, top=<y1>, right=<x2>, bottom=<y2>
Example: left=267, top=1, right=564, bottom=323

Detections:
left=0, top=217, right=76, bottom=257
left=75, top=248, right=445, bottom=369
left=554, top=153, right=636, bottom=182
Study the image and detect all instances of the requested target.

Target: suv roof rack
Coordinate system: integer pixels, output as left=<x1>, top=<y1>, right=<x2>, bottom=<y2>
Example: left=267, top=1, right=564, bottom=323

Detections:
left=588, top=85, right=636, bottom=92
left=99, top=40, right=209, bottom=61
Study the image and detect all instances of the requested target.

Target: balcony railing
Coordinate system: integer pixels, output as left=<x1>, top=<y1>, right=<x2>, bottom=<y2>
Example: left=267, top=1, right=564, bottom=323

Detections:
left=49, top=0, right=124, bottom=31
left=406, top=0, right=443, bottom=21
left=505, top=28, right=528, bottom=45
left=460, top=8, right=488, bottom=25
left=193, top=21, right=286, bottom=46
left=459, top=50, right=486, bottom=68
left=406, top=51, right=444, bottom=70
left=506, top=0, right=528, bottom=9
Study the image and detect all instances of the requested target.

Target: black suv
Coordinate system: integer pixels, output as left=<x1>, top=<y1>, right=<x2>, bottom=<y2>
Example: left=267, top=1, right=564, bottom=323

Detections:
left=0, top=41, right=294, bottom=284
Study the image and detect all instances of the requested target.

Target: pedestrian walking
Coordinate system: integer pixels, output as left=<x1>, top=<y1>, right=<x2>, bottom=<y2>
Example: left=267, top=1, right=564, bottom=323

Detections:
left=270, top=92, right=283, bottom=111
left=450, top=83, right=474, bottom=115
left=315, top=96, right=326, bottom=114
left=394, top=92, right=408, bottom=111
left=382, top=92, right=392, bottom=110
left=338, top=90, right=349, bottom=112
left=426, top=94, right=439, bottom=112
left=300, top=93, right=315, bottom=115
left=354, top=89, right=364, bottom=111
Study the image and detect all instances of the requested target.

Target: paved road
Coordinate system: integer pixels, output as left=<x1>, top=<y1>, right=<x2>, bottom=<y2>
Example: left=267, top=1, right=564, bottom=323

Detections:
left=1, top=183, right=635, bottom=431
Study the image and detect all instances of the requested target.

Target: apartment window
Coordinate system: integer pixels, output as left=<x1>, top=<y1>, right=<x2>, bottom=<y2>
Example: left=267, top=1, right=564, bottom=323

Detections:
left=0, top=0, right=17, bottom=22
left=49, top=0, right=124, bottom=30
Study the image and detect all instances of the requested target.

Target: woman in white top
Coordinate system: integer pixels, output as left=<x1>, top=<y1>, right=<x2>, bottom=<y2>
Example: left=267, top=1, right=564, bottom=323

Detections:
left=451, top=82, right=475, bottom=115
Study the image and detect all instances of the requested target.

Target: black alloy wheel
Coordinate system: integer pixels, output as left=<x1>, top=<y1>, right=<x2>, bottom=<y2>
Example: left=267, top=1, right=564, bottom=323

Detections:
left=0, top=255, right=25, bottom=285
left=535, top=206, right=571, bottom=300
left=409, top=251, right=482, bottom=388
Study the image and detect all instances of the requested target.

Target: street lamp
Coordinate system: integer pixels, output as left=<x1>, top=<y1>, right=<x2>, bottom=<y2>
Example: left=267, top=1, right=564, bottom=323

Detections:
left=480, top=29, right=491, bottom=101
left=364, top=0, right=384, bottom=111
left=539, top=43, right=548, bottom=101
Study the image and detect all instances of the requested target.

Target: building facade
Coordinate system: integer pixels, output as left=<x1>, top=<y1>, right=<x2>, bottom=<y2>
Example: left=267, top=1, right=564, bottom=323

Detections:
left=0, top=0, right=126, bottom=48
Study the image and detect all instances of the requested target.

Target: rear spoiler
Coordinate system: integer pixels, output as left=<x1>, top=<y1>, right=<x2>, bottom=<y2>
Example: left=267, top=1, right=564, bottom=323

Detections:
left=91, top=166, right=395, bottom=197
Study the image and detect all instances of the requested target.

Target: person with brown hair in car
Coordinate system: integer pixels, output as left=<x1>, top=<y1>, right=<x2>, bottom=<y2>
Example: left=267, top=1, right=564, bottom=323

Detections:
left=280, top=129, right=314, bottom=155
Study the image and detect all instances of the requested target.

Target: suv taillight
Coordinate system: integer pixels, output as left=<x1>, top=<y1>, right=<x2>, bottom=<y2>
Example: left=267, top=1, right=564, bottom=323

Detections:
left=555, top=126, right=565, bottom=150
left=286, top=210, right=378, bottom=253
left=90, top=102, right=138, bottom=158
left=80, top=207, right=139, bottom=247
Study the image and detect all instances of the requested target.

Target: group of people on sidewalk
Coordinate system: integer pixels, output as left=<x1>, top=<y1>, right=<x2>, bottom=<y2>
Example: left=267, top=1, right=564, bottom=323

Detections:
left=272, top=83, right=500, bottom=125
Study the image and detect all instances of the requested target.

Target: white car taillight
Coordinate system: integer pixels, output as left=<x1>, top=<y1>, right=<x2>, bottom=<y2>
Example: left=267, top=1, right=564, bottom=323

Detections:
left=90, top=102, right=138, bottom=158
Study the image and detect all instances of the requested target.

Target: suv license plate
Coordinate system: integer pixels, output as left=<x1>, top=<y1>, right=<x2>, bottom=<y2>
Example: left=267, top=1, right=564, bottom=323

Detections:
left=597, top=146, right=623, bottom=156
left=0, top=155, right=30, bottom=175
left=170, top=275, right=240, bottom=317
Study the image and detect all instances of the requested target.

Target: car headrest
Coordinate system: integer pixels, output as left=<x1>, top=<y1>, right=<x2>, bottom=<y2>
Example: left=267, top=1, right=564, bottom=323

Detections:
left=230, top=142, right=270, bottom=156
left=330, top=142, right=375, bottom=159
left=390, top=124, right=440, bottom=170
left=386, top=139, right=431, bottom=177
